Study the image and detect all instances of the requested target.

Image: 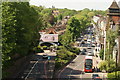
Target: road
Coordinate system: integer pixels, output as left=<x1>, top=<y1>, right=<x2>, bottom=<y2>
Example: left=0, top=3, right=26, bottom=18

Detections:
left=56, top=26, right=107, bottom=80
left=19, top=52, right=56, bottom=80
left=57, top=54, right=107, bottom=80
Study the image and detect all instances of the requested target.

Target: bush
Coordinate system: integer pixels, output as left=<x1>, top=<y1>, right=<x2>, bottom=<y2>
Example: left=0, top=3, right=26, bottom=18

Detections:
left=99, top=60, right=116, bottom=72
left=55, top=47, right=76, bottom=69
left=107, top=71, right=120, bottom=80
left=99, top=49, right=104, bottom=60
left=66, top=45, right=80, bottom=55
left=57, top=46, right=65, bottom=50
left=42, top=46, right=48, bottom=50
left=33, top=45, right=44, bottom=53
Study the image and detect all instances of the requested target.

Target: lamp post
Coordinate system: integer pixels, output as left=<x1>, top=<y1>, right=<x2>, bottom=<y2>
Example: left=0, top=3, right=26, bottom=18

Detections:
left=115, top=49, right=118, bottom=79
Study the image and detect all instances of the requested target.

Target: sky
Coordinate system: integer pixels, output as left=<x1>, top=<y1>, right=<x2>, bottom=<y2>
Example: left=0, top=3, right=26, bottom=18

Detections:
left=29, top=0, right=120, bottom=10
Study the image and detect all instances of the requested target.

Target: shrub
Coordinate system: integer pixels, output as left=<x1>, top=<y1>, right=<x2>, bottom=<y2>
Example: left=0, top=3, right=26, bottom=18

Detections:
left=99, top=60, right=116, bottom=72
left=57, top=46, right=65, bottom=50
left=99, top=60, right=108, bottom=71
left=107, top=71, right=120, bottom=80
left=33, top=45, right=44, bottom=53
left=99, top=49, right=104, bottom=60
left=66, top=45, right=80, bottom=55
left=55, top=47, right=76, bottom=69
left=42, top=46, right=48, bottom=50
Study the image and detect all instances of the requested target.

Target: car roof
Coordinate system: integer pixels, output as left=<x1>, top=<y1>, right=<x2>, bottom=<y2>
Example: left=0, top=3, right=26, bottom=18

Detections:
left=85, top=56, right=92, bottom=59
left=92, top=74, right=99, bottom=76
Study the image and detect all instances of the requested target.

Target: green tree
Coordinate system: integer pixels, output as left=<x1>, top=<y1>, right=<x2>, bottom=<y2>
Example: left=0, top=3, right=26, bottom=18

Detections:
left=2, top=2, right=44, bottom=75
left=2, top=2, right=17, bottom=69
left=60, top=17, right=81, bottom=46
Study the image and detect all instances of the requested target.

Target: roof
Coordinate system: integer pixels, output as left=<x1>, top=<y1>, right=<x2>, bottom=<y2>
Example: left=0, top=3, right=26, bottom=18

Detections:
left=46, top=28, right=57, bottom=34
left=109, top=0, right=120, bottom=9
left=85, top=56, right=93, bottom=59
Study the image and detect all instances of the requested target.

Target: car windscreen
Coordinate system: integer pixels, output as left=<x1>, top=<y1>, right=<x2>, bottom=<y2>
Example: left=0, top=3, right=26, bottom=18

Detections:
left=85, top=59, right=92, bottom=63
left=85, top=65, right=92, bottom=69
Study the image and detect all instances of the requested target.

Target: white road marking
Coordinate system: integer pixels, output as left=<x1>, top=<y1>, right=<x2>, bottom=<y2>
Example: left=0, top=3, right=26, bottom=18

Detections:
left=25, top=59, right=43, bottom=79
left=25, top=60, right=39, bottom=80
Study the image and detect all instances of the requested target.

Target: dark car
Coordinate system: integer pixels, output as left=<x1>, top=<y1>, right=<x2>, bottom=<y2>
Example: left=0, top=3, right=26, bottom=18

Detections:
left=80, top=51, right=86, bottom=55
left=87, top=47, right=92, bottom=49
left=92, top=74, right=102, bottom=80
left=81, top=41, right=85, bottom=44
left=82, top=48, right=87, bottom=52
left=42, top=54, right=48, bottom=59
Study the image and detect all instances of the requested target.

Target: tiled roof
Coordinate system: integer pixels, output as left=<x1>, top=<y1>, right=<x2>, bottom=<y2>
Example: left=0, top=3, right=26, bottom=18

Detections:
left=109, top=0, right=120, bottom=9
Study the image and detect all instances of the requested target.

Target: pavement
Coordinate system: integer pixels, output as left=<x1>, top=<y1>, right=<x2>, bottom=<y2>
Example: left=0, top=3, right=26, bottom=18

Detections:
left=93, top=56, right=102, bottom=68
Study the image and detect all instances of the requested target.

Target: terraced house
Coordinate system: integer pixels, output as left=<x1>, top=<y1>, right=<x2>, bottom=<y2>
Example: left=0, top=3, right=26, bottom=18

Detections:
left=106, top=0, right=120, bottom=65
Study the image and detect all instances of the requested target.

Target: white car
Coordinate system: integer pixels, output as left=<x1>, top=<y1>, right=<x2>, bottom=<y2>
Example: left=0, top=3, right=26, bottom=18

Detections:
left=87, top=39, right=91, bottom=43
left=87, top=52, right=94, bottom=56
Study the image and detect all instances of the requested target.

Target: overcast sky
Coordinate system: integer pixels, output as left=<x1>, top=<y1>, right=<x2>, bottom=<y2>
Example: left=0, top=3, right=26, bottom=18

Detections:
left=29, top=0, right=120, bottom=10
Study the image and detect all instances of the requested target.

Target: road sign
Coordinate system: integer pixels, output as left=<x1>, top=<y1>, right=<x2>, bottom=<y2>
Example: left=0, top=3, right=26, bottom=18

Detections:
left=48, top=56, right=50, bottom=60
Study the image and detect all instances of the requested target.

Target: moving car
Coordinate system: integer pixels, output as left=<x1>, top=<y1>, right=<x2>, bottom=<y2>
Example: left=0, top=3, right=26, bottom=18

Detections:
left=81, top=41, right=85, bottom=44
left=81, top=48, right=87, bottom=52
left=87, top=52, right=94, bottom=56
left=84, top=38, right=87, bottom=41
left=87, top=39, right=91, bottom=43
left=80, top=51, right=86, bottom=55
left=42, top=54, right=48, bottom=59
left=92, top=74, right=102, bottom=80
left=91, top=44, right=96, bottom=47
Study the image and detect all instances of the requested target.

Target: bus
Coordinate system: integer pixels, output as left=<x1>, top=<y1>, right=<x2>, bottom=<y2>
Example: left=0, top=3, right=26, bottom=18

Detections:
left=84, top=56, right=93, bottom=72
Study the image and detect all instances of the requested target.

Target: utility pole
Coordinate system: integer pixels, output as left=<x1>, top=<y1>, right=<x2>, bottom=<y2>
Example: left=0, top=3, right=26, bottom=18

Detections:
left=115, top=50, right=118, bottom=79
left=104, top=29, right=106, bottom=60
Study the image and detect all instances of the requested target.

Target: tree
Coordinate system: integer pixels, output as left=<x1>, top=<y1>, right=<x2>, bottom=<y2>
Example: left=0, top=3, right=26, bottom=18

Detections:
left=2, top=2, right=17, bottom=69
left=2, top=2, right=44, bottom=73
left=88, top=12, right=95, bottom=18
left=60, top=17, right=81, bottom=46
left=48, top=14, right=55, bottom=25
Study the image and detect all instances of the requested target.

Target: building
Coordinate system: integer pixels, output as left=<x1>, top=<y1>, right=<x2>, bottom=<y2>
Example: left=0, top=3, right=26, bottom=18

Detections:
left=106, top=0, right=120, bottom=63
left=92, top=15, right=107, bottom=57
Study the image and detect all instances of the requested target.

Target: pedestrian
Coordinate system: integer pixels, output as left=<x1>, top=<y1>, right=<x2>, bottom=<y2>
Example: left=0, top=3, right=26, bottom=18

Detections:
left=96, top=60, right=98, bottom=64
left=95, top=67, right=97, bottom=72
left=96, top=67, right=98, bottom=72
left=93, top=66, right=95, bottom=72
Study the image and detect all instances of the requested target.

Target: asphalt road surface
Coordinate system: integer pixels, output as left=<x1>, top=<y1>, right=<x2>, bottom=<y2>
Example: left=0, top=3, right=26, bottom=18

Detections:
left=20, top=53, right=56, bottom=80
left=57, top=52, right=107, bottom=80
left=56, top=27, right=107, bottom=80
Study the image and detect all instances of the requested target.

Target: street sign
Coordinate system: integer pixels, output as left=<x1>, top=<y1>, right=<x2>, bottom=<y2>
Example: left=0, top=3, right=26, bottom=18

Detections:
left=48, top=56, right=50, bottom=60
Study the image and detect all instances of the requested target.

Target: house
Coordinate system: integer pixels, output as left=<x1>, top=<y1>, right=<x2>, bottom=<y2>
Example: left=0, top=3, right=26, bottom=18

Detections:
left=106, top=0, right=120, bottom=63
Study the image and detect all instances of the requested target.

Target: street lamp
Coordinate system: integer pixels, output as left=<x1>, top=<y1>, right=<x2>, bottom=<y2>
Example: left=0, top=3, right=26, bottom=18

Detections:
left=115, top=49, right=118, bottom=79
